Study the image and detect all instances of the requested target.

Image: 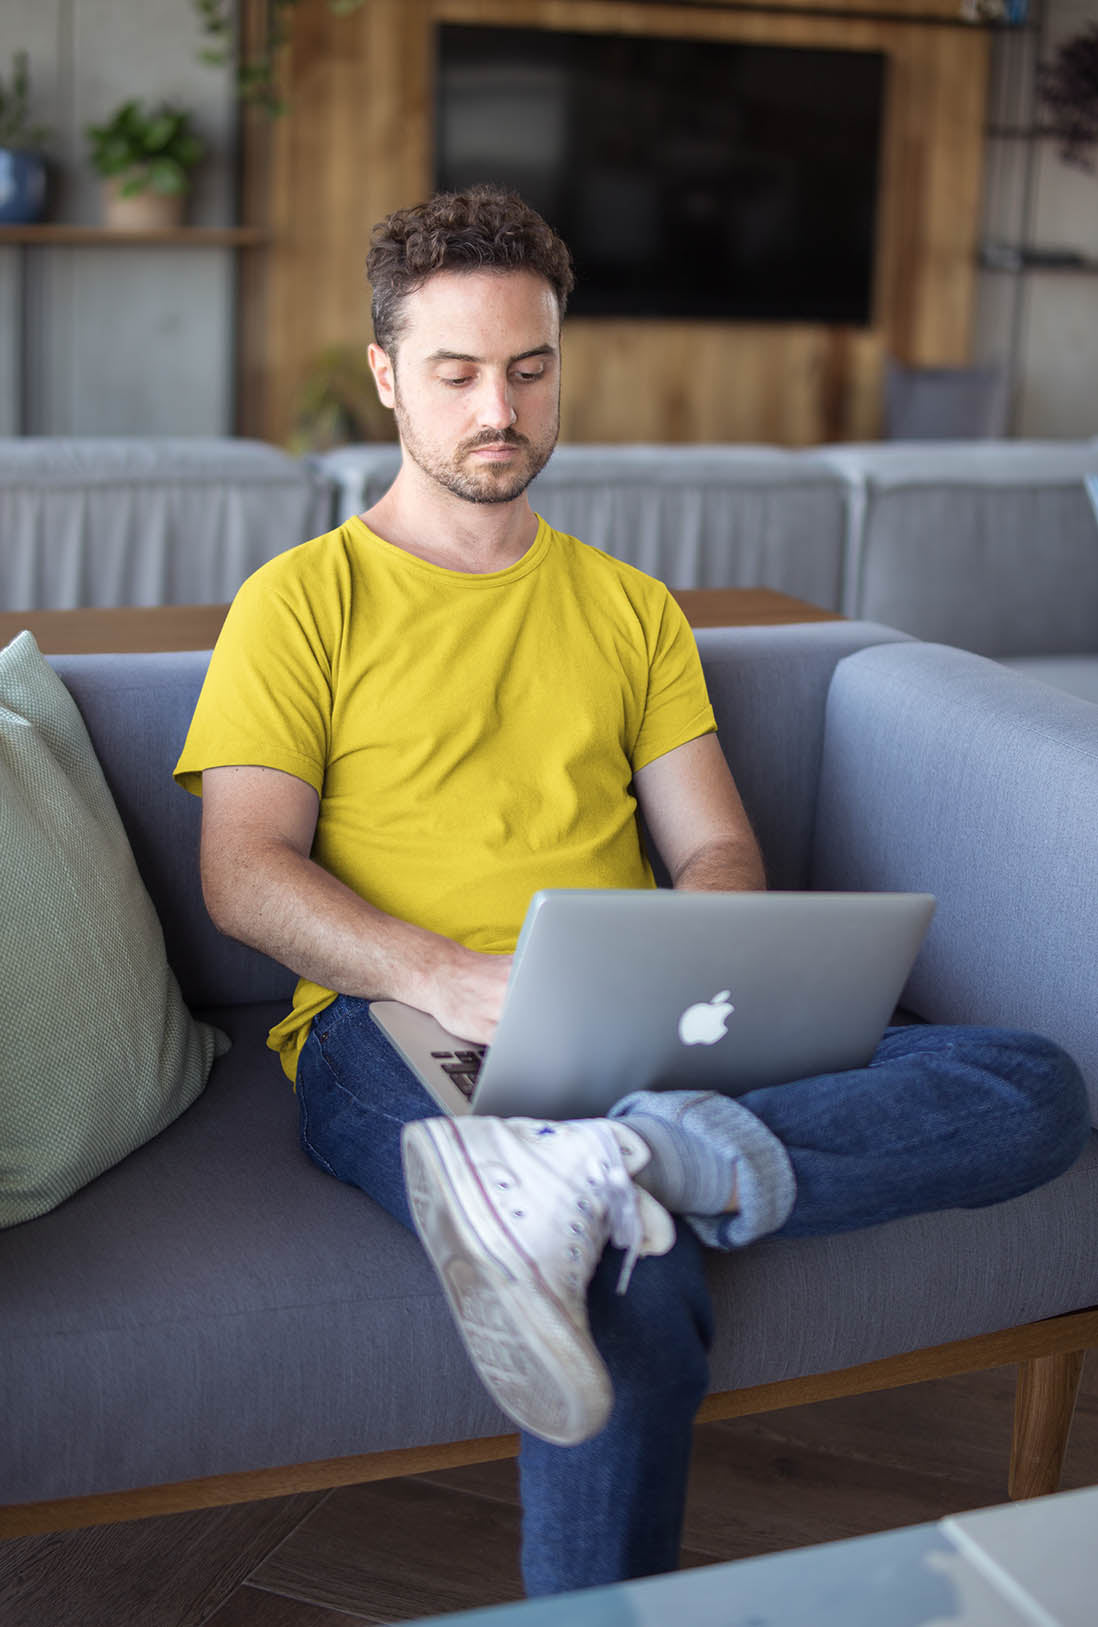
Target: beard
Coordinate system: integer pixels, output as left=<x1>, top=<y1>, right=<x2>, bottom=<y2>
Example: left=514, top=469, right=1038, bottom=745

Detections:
left=393, top=393, right=558, bottom=506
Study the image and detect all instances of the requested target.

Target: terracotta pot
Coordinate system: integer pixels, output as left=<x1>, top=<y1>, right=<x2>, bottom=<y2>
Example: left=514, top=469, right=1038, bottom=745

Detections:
left=102, top=175, right=185, bottom=231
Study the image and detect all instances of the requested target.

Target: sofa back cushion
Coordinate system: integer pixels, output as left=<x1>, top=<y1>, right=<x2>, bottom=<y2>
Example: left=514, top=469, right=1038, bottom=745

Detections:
left=49, top=650, right=295, bottom=1010
left=818, top=442, right=1098, bottom=657
left=0, top=438, right=335, bottom=613
left=813, top=640, right=1098, bottom=1122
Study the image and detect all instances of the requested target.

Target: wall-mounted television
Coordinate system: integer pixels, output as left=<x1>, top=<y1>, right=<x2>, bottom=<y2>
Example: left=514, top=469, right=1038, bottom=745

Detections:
left=434, top=24, right=887, bottom=325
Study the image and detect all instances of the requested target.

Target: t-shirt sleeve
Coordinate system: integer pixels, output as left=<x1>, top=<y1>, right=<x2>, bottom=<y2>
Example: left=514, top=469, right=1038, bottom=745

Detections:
left=173, top=556, right=334, bottom=798
left=629, top=589, right=717, bottom=773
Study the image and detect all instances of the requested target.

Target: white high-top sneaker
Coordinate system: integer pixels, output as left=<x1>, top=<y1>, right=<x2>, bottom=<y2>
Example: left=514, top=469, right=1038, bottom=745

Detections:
left=401, top=1116, right=675, bottom=1447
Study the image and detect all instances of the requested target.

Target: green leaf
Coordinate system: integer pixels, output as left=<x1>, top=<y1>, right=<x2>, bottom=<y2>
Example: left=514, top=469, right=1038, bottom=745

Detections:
left=143, top=112, right=176, bottom=151
left=118, top=168, right=150, bottom=197
left=85, top=97, right=201, bottom=174
left=147, top=156, right=185, bottom=196
left=0, top=50, right=51, bottom=150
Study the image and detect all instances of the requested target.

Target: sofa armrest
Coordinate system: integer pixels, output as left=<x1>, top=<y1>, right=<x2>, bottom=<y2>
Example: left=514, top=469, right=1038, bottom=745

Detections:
left=812, top=641, right=1098, bottom=1121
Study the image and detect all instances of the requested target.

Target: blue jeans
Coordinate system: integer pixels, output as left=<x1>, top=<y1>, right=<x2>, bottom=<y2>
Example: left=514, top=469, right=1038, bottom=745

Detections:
left=296, top=995, right=1088, bottom=1596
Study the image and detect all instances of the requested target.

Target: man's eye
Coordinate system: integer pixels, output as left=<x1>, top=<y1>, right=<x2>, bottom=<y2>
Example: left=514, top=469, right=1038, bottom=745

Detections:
left=443, top=376, right=472, bottom=387
left=514, top=370, right=545, bottom=384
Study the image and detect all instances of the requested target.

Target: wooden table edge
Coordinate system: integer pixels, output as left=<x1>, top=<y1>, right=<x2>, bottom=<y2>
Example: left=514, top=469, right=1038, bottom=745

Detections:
left=0, top=589, right=841, bottom=655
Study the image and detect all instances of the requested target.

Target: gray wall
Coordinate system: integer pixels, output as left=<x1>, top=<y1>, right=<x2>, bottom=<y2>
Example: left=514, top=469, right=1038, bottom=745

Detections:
left=1, top=0, right=238, bottom=436
left=975, top=0, right=1098, bottom=439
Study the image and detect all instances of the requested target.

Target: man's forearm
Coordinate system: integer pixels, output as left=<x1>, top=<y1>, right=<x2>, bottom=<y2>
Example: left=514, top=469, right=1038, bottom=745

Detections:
left=202, top=836, right=512, bottom=1046
left=197, top=764, right=511, bottom=1040
left=672, top=835, right=767, bottom=894
left=204, top=834, right=457, bottom=1007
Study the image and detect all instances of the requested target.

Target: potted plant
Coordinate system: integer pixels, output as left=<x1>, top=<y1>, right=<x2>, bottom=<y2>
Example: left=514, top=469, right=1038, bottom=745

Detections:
left=288, top=345, right=399, bottom=454
left=0, top=51, right=50, bottom=224
left=1039, top=25, right=1098, bottom=169
left=86, top=99, right=203, bottom=230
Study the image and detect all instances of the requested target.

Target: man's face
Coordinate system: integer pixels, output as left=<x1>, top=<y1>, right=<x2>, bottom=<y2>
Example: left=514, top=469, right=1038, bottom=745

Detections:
left=369, top=269, right=561, bottom=506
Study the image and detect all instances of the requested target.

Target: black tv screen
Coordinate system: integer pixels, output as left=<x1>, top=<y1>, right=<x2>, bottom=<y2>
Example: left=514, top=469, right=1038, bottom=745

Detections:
left=434, top=24, right=886, bottom=325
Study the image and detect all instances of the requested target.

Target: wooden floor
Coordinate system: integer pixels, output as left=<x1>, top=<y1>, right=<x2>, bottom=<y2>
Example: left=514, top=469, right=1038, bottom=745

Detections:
left=4, top=1356, right=1098, bottom=1627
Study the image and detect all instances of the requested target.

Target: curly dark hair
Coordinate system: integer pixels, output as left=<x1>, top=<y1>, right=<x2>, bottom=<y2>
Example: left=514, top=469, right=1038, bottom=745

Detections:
left=366, top=184, right=575, bottom=353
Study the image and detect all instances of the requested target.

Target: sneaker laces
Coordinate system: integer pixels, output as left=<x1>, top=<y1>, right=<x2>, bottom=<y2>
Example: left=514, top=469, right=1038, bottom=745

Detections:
left=585, top=1122, right=648, bottom=1295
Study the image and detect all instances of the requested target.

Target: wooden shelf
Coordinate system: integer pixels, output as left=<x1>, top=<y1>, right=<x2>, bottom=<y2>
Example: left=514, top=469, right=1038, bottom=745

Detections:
left=0, top=225, right=267, bottom=246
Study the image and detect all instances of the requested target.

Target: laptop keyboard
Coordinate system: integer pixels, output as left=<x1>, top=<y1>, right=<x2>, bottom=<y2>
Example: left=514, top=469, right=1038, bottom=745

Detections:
left=430, top=1047, right=487, bottom=1100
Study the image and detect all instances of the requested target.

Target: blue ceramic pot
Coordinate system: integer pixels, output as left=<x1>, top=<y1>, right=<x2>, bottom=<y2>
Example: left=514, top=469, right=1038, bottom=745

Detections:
left=0, top=149, right=48, bottom=224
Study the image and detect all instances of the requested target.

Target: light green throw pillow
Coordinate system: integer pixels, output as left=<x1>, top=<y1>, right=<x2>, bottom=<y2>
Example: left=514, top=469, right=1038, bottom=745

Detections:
left=0, top=631, right=227, bottom=1228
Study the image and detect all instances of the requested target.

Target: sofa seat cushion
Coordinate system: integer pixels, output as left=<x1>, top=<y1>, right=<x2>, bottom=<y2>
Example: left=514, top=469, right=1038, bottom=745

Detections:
left=999, top=655, right=1098, bottom=704
left=0, top=1001, right=508, bottom=1504
left=3, top=998, right=1098, bottom=1506
left=707, top=1129, right=1098, bottom=1394
left=0, top=632, right=226, bottom=1228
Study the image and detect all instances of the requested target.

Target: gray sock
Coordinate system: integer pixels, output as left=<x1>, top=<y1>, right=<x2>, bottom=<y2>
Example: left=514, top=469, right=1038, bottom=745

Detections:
left=611, top=1088, right=796, bottom=1249
left=617, top=1094, right=738, bottom=1216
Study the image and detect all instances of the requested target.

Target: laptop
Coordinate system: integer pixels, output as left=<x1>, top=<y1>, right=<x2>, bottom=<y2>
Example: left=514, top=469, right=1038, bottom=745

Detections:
left=369, top=889, right=936, bottom=1119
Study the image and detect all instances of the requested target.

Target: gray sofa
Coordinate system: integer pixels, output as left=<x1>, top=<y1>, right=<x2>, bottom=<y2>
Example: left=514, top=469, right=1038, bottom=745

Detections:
left=3, top=619, right=1098, bottom=1538
left=0, top=438, right=333, bottom=612
left=817, top=443, right=1098, bottom=703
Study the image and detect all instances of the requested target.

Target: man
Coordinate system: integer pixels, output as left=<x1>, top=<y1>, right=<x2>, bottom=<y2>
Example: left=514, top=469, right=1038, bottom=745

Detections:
left=175, top=185, right=1087, bottom=1597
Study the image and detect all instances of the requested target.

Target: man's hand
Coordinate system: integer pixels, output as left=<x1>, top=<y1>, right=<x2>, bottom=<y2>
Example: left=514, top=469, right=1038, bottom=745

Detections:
left=419, top=943, right=513, bottom=1044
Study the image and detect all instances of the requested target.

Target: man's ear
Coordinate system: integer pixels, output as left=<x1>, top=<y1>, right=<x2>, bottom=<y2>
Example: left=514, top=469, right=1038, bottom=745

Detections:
left=368, top=343, right=396, bottom=409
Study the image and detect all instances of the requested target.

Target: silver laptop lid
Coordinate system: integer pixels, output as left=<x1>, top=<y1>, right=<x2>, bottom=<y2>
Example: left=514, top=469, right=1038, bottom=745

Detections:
left=471, top=889, right=935, bottom=1118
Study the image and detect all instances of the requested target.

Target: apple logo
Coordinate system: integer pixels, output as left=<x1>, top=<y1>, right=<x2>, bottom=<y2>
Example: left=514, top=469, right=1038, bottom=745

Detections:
left=678, top=990, right=734, bottom=1046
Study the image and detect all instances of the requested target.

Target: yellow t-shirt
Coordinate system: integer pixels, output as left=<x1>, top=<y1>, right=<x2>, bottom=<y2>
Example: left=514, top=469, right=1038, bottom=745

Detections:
left=174, top=515, right=716, bottom=1079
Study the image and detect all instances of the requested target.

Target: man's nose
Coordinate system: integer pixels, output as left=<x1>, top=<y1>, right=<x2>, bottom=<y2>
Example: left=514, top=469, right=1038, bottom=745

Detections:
left=478, top=378, right=517, bottom=430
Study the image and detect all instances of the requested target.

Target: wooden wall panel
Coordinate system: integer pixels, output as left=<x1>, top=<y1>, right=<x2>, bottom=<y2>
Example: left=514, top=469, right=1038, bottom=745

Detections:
left=241, top=0, right=989, bottom=445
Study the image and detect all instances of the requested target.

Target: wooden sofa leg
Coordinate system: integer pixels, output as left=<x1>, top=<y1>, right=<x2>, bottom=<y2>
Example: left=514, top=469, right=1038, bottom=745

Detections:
left=1009, top=1350, right=1086, bottom=1500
